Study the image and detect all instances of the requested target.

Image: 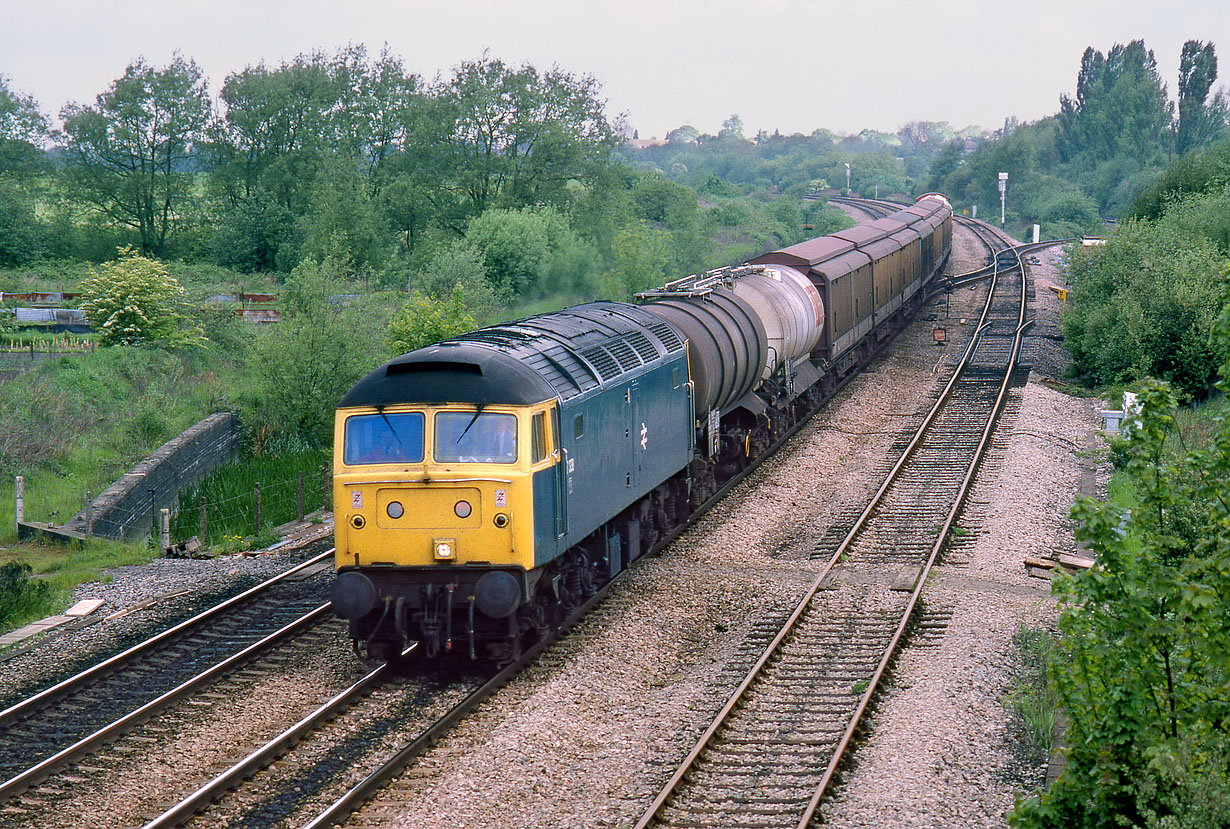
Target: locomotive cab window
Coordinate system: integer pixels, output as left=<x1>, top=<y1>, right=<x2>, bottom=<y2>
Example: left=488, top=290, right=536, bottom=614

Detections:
left=434, top=412, right=518, bottom=464
left=344, top=412, right=425, bottom=465
left=573, top=414, right=584, bottom=439
left=531, top=412, right=550, bottom=463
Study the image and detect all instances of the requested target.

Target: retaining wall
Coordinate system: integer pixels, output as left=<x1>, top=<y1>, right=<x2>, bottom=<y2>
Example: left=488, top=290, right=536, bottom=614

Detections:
left=64, top=412, right=242, bottom=540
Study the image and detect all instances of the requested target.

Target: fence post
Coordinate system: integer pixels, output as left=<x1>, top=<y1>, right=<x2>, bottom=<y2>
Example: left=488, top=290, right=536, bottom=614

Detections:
left=297, top=471, right=305, bottom=523
left=159, top=508, right=170, bottom=554
left=14, top=475, right=23, bottom=534
left=149, top=488, right=157, bottom=541
left=254, top=481, right=262, bottom=536
left=85, top=490, right=93, bottom=536
left=199, top=494, right=207, bottom=543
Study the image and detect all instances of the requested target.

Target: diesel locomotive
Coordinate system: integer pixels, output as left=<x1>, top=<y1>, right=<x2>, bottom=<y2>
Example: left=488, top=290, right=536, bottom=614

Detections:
left=329, top=195, right=953, bottom=661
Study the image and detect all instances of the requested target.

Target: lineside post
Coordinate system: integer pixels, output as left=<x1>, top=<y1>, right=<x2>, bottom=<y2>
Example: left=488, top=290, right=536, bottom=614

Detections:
left=14, top=475, right=23, bottom=533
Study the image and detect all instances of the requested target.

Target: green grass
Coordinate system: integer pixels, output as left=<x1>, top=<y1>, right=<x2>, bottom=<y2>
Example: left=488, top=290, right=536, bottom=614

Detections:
left=1005, top=626, right=1061, bottom=762
left=0, top=536, right=154, bottom=635
left=169, top=447, right=331, bottom=546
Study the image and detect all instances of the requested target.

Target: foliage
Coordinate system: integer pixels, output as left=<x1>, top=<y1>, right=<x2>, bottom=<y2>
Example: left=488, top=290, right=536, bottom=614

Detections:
left=464, top=204, right=601, bottom=300
left=1062, top=196, right=1229, bottom=398
left=1005, top=626, right=1061, bottom=762
left=1010, top=311, right=1230, bottom=826
left=0, top=74, right=49, bottom=177
left=604, top=220, right=673, bottom=298
left=249, top=256, right=388, bottom=445
left=388, top=286, right=478, bottom=355
left=59, top=54, right=211, bottom=256
left=1176, top=41, right=1229, bottom=157
left=404, top=240, right=499, bottom=320
left=1058, top=41, right=1173, bottom=172
left=169, top=445, right=330, bottom=546
left=1129, top=137, right=1230, bottom=221
left=79, top=248, right=202, bottom=347
left=0, top=560, right=52, bottom=632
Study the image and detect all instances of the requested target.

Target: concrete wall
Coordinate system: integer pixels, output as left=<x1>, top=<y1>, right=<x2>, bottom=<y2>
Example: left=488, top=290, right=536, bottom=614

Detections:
left=64, top=412, right=242, bottom=540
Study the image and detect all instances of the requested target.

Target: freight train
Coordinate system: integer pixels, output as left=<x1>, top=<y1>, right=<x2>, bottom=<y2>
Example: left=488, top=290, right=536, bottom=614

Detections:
left=329, top=195, right=952, bottom=661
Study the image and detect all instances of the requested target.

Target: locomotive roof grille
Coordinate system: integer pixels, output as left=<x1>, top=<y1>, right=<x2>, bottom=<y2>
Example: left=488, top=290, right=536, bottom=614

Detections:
left=647, top=321, right=684, bottom=352
left=580, top=346, right=622, bottom=382
left=628, top=331, right=660, bottom=362
left=608, top=339, right=641, bottom=371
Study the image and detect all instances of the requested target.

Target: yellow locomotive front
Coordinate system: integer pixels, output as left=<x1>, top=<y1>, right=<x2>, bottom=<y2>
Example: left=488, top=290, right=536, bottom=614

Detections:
left=332, top=396, right=564, bottom=659
left=334, top=404, right=541, bottom=572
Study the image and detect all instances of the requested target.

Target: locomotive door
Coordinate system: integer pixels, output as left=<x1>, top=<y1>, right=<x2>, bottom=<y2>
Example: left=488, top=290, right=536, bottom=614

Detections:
left=626, top=382, right=642, bottom=491
left=552, top=407, right=567, bottom=539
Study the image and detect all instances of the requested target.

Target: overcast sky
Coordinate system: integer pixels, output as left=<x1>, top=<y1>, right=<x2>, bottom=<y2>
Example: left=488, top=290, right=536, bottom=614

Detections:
left=3, top=0, right=1227, bottom=140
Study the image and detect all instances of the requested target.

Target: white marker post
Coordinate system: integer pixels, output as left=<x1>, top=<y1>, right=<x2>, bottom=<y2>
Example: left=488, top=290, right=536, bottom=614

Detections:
left=14, top=475, right=23, bottom=534
left=998, top=172, right=1008, bottom=229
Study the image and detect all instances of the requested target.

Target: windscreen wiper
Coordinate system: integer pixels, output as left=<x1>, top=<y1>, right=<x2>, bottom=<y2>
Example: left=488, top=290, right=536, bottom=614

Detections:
left=376, top=407, right=405, bottom=447
left=455, top=405, right=485, bottom=444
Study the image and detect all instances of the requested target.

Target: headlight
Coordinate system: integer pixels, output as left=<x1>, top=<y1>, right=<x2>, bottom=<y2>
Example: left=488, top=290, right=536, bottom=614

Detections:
left=454, top=500, right=472, bottom=519
left=387, top=500, right=404, bottom=519
left=433, top=538, right=456, bottom=560
left=493, top=513, right=509, bottom=528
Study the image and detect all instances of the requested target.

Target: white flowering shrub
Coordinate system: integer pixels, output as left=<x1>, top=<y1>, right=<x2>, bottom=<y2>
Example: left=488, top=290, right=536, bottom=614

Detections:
left=80, top=247, right=200, bottom=347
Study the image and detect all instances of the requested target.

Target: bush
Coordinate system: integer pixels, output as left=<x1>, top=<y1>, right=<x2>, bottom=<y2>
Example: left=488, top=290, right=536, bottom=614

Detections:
left=0, top=561, right=52, bottom=630
left=1063, top=215, right=1227, bottom=398
left=1010, top=310, right=1230, bottom=827
left=388, top=286, right=477, bottom=355
left=79, top=248, right=202, bottom=348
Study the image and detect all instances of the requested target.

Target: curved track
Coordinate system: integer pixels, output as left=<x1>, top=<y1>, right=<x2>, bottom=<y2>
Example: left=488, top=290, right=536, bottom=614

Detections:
left=633, top=215, right=1031, bottom=829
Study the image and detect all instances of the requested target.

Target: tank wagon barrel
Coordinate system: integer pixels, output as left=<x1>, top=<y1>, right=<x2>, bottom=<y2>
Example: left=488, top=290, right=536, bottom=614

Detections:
left=329, top=195, right=952, bottom=662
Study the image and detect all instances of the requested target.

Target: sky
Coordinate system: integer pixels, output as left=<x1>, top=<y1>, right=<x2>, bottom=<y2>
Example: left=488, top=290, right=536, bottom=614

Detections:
left=3, top=0, right=1228, bottom=140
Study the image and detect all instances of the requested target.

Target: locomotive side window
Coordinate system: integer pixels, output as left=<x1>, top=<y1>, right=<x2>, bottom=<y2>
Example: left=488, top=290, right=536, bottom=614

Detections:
left=434, top=412, right=518, bottom=464
left=531, top=412, right=548, bottom=463
left=574, top=414, right=584, bottom=439
left=344, top=412, right=425, bottom=465
left=673, top=368, right=680, bottom=388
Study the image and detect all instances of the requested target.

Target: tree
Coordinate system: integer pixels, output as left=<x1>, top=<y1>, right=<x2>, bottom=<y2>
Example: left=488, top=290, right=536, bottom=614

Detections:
left=79, top=247, right=199, bottom=347
left=666, top=124, right=699, bottom=144
left=604, top=220, right=672, bottom=298
left=419, top=54, right=618, bottom=225
left=388, top=286, right=477, bottom=355
left=1176, top=40, right=1228, bottom=156
left=1058, top=41, right=1173, bottom=170
left=0, top=76, right=51, bottom=266
left=298, top=155, right=388, bottom=272
left=897, top=120, right=952, bottom=155
left=1010, top=282, right=1230, bottom=825
left=0, top=74, right=49, bottom=178
left=252, top=256, right=386, bottom=443
left=60, top=55, right=211, bottom=256
left=719, top=114, right=745, bottom=140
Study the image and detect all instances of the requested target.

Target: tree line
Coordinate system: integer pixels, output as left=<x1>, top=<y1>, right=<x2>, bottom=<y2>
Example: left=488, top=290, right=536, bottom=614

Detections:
left=928, top=39, right=1228, bottom=237
left=0, top=47, right=858, bottom=314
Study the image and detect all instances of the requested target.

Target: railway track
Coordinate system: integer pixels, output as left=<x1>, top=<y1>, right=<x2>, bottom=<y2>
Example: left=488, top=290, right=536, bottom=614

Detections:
left=633, top=218, right=1031, bottom=829
left=136, top=575, right=627, bottom=829
left=0, top=550, right=337, bottom=807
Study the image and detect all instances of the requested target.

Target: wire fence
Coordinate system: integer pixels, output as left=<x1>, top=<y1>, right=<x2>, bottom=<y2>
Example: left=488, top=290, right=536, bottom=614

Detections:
left=5, top=449, right=332, bottom=549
